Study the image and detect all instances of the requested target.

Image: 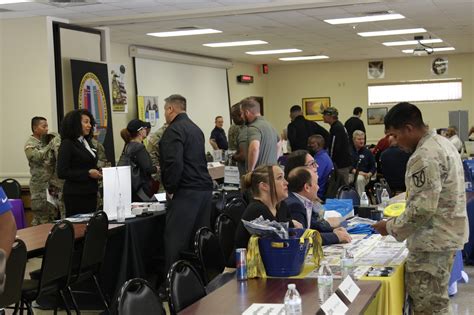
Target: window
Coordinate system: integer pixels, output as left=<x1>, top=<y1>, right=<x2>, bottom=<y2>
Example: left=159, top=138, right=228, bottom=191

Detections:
left=368, top=79, right=462, bottom=105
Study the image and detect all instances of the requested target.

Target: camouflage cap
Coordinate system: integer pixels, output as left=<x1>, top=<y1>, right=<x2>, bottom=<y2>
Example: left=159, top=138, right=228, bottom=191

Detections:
left=322, top=107, right=339, bottom=116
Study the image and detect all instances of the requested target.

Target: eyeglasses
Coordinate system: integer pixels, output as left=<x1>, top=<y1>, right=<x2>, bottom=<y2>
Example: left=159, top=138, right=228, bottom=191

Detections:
left=305, top=160, right=318, bottom=168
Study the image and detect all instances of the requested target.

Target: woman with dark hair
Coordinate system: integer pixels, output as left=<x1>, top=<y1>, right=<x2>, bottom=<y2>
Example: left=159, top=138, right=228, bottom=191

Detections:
left=57, top=109, right=101, bottom=216
left=119, top=119, right=157, bottom=201
left=234, top=165, right=302, bottom=250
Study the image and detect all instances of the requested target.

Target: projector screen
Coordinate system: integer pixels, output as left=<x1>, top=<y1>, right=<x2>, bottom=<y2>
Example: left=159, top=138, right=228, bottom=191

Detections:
left=134, top=57, right=230, bottom=153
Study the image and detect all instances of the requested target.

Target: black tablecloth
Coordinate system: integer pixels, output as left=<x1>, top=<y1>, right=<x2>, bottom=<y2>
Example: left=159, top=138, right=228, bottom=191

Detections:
left=101, top=211, right=166, bottom=299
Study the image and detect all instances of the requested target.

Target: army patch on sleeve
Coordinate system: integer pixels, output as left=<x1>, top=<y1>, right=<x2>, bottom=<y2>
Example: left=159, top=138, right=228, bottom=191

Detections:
left=412, top=168, right=426, bottom=187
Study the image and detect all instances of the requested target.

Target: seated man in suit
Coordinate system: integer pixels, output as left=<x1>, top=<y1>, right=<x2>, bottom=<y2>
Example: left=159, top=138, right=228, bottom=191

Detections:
left=283, top=166, right=351, bottom=245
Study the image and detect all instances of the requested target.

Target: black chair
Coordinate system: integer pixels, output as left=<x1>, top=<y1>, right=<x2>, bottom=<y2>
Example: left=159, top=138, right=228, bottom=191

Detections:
left=68, top=211, right=109, bottom=312
left=116, top=278, right=165, bottom=315
left=20, top=220, right=75, bottom=315
left=0, top=178, right=22, bottom=199
left=167, top=260, right=206, bottom=315
left=194, top=227, right=226, bottom=285
left=223, top=196, right=247, bottom=227
left=214, top=213, right=236, bottom=268
left=336, top=185, right=360, bottom=206
left=0, top=239, right=27, bottom=313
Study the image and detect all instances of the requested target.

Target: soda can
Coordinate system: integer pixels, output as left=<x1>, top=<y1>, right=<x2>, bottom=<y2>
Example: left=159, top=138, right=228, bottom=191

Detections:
left=235, top=248, right=248, bottom=280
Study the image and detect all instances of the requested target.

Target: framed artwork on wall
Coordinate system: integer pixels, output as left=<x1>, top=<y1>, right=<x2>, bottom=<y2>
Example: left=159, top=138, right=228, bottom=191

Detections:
left=367, top=107, right=388, bottom=125
left=302, top=97, right=330, bottom=121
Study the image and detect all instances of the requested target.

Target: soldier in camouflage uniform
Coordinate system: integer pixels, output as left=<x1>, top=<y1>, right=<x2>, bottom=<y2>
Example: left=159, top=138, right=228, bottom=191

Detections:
left=24, top=117, right=57, bottom=225
left=228, top=103, right=248, bottom=176
left=91, top=137, right=108, bottom=209
left=373, top=102, right=468, bottom=315
left=146, top=123, right=168, bottom=182
left=45, top=133, right=65, bottom=219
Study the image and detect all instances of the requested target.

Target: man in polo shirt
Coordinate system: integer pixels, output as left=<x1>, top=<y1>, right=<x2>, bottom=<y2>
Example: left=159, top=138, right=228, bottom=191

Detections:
left=209, top=115, right=228, bottom=151
left=307, top=134, right=333, bottom=200
left=240, top=97, right=279, bottom=172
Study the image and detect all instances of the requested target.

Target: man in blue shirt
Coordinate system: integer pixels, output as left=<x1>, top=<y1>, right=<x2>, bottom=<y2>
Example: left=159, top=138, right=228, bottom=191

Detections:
left=349, top=130, right=376, bottom=196
left=209, top=115, right=228, bottom=151
left=308, top=134, right=333, bottom=200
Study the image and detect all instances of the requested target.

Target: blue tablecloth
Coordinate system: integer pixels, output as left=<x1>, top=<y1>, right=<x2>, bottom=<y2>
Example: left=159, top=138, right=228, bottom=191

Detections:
left=463, top=191, right=474, bottom=264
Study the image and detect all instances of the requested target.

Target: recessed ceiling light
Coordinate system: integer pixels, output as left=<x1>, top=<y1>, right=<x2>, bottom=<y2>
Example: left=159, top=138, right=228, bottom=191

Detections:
left=279, top=55, right=329, bottom=61
left=358, top=28, right=426, bottom=37
left=246, top=49, right=302, bottom=55
left=402, top=47, right=455, bottom=53
left=324, top=13, right=405, bottom=25
left=383, top=39, right=443, bottom=46
left=147, top=28, right=222, bottom=37
left=203, top=40, right=268, bottom=48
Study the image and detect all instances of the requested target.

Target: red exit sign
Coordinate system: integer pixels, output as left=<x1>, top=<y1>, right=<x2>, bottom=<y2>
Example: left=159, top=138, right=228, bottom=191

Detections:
left=237, top=75, right=254, bottom=83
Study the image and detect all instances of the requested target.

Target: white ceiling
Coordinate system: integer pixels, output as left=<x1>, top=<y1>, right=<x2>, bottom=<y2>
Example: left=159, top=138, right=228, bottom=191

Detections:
left=1, top=0, right=473, bottom=64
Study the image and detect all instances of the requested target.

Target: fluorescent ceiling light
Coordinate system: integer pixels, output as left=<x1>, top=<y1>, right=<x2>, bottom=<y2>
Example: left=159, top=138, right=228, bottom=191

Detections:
left=147, top=29, right=222, bottom=37
left=358, top=28, right=426, bottom=37
left=383, top=38, right=443, bottom=46
left=246, top=49, right=301, bottom=55
left=324, top=13, right=405, bottom=25
left=402, top=47, right=455, bottom=53
left=279, top=55, right=329, bottom=61
left=203, top=40, right=267, bottom=48
left=0, top=0, right=30, bottom=3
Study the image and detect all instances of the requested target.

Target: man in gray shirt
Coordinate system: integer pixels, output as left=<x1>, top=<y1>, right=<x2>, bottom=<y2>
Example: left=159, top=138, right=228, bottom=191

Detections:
left=240, top=97, right=279, bottom=171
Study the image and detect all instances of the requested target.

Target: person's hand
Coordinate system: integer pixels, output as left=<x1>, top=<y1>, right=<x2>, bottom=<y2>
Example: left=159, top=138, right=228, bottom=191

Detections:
left=372, top=220, right=388, bottom=236
left=334, top=227, right=352, bottom=243
left=326, top=217, right=340, bottom=228
left=292, top=220, right=303, bottom=229
left=88, top=169, right=102, bottom=179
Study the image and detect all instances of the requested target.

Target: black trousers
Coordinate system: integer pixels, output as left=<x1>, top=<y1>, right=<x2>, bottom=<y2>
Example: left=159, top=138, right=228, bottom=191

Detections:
left=64, top=192, right=97, bottom=217
left=164, top=189, right=212, bottom=275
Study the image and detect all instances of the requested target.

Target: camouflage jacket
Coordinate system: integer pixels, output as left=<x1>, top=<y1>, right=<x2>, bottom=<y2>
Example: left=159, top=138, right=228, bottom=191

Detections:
left=45, top=134, right=64, bottom=190
left=386, top=132, right=469, bottom=251
left=228, top=124, right=241, bottom=151
left=24, top=135, right=52, bottom=196
left=146, top=124, right=167, bottom=169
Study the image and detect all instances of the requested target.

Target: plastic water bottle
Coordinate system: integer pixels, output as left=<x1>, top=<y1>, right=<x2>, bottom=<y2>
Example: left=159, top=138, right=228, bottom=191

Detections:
left=284, top=283, right=302, bottom=315
left=340, top=248, right=355, bottom=279
left=317, top=260, right=333, bottom=304
left=360, top=192, right=369, bottom=206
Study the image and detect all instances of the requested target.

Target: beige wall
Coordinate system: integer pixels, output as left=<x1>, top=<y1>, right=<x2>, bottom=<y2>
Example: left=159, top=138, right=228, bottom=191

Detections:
left=0, top=17, right=56, bottom=183
left=263, top=53, right=474, bottom=144
left=227, top=62, right=268, bottom=107
left=109, top=42, right=137, bottom=160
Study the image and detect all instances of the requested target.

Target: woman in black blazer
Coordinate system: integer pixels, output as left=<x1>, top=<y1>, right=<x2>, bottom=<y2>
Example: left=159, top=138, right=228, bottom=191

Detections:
left=57, top=109, right=102, bottom=216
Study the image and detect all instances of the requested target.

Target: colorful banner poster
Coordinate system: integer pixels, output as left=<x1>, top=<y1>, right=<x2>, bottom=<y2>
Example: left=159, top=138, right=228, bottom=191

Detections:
left=110, top=64, right=128, bottom=113
left=71, top=59, right=116, bottom=165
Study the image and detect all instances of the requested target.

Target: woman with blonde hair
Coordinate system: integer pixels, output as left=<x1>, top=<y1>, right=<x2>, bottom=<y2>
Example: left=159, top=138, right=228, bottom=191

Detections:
left=234, top=165, right=302, bottom=250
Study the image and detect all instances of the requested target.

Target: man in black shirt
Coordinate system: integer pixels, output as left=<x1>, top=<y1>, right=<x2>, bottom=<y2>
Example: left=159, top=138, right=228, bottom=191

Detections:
left=322, top=107, right=352, bottom=185
left=287, top=105, right=329, bottom=151
left=209, top=115, right=228, bottom=150
left=380, top=136, right=411, bottom=192
left=344, top=107, right=366, bottom=139
left=159, top=94, right=213, bottom=274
